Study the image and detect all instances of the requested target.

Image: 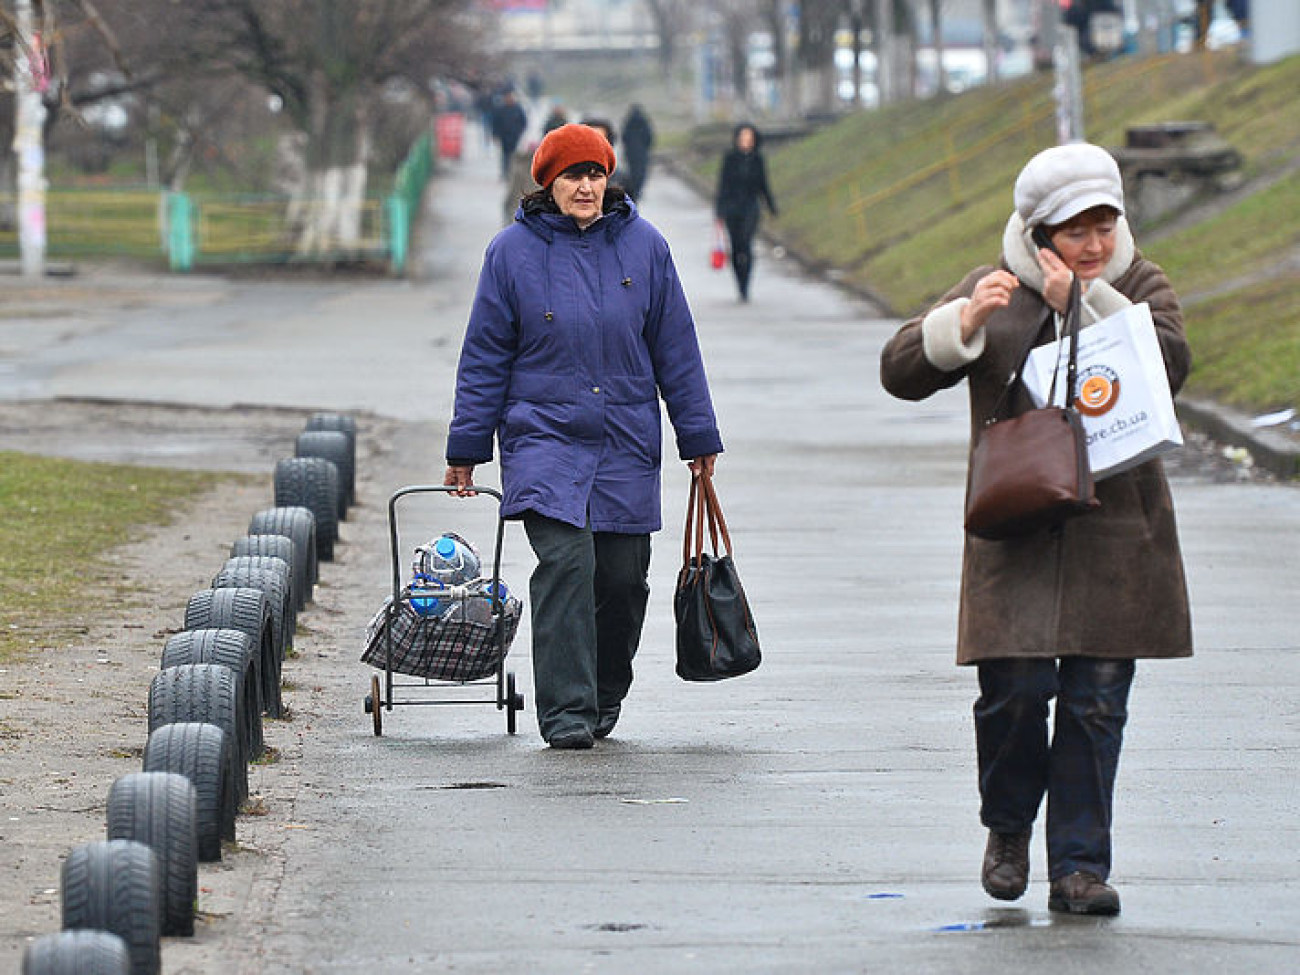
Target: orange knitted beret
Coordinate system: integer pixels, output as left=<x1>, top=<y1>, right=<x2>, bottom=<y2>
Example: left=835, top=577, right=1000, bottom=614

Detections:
left=531, top=124, right=617, bottom=189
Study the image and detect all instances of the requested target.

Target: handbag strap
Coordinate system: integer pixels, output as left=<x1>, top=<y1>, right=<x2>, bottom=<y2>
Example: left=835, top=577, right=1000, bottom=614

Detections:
left=699, top=471, right=734, bottom=559
left=985, top=275, right=1083, bottom=422
left=682, top=470, right=728, bottom=567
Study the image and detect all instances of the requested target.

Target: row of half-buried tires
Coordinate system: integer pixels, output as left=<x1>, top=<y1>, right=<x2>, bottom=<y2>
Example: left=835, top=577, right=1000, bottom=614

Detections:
left=23, top=412, right=357, bottom=975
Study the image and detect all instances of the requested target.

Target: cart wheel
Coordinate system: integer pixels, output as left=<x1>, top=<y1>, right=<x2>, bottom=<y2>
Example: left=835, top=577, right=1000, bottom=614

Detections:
left=370, top=674, right=383, bottom=737
left=506, top=672, right=523, bottom=735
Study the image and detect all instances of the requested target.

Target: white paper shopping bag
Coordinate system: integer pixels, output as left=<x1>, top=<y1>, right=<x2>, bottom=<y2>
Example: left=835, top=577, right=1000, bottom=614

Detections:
left=1022, top=302, right=1183, bottom=480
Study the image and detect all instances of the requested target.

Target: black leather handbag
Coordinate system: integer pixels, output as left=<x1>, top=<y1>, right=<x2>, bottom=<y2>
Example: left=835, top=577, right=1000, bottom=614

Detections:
left=674, top=470, right=761, bottom=682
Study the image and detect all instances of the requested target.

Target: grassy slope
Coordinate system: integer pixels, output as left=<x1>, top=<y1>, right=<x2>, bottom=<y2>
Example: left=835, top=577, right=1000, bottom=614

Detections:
left=750, top=50, right=1300, bottom=411
left=0, top=452, right=227, bottom=660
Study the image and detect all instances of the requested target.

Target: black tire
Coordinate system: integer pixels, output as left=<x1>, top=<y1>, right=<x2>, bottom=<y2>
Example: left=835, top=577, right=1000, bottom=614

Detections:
left=60, top=839, right=161, bottom=975
left=142, top=722, right=232, bottom=860
left=106, top=772, right=199, bottom=938
left=304, top=411, right=357, bottom=440
left=184, top=587, right=280, bottom=719
left=273, top=457, right=338, bottom=561
left=304, top=413, right=357, bottom=505
left=161, top=628, right=263, bottom=759
left=247, top=506, right=317, bottom=598
left=231, top=534, right=302, bottom=610
left=148, top=664, right=249, bottom=807
left=22, top=930, right=131, bottom=975
left=296, top=429, right=353, bottom=518
left=212, top=561, right=294, bottom=664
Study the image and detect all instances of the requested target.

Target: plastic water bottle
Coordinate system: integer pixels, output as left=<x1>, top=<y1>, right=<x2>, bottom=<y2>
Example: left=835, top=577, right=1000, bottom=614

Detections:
left=423, top=533, right=481, bottom=586
left=408, top=574, right=449, bottom=617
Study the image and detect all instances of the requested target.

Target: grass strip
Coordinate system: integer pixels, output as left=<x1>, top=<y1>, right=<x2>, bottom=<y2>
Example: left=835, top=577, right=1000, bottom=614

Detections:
left=0, top=451, right=226, bottom=660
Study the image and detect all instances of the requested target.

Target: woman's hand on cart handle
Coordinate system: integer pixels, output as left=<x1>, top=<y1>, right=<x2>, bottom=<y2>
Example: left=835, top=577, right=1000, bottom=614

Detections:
left=444, top=464, right=478, bottom=497
left=688, top=454, right=717, bottom=478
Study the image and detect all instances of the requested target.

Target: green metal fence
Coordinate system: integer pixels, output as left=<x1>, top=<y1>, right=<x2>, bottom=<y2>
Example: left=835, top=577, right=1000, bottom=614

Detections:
left=0, top=131, right=435, bottom=274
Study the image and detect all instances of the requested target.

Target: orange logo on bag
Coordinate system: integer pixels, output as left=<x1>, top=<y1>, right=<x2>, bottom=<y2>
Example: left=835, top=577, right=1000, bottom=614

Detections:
left=1076, top=365, right=1120, bottom=417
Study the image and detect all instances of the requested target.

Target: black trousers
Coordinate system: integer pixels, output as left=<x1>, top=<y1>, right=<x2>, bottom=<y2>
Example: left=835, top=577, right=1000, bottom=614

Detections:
left=974, top=657, right=1135, bottom=881
left=522, top=514, right=651, bottom=740
left=723, top=208, right=760, bottom=299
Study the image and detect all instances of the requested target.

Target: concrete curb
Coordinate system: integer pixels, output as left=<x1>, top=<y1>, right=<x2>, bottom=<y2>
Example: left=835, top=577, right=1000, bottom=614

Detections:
left=1178, top=397, right=1300, bottom=478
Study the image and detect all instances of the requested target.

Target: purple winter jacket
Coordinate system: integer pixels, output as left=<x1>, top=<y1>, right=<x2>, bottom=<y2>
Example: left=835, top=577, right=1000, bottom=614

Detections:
left=446, top=193, right=723, bottom=533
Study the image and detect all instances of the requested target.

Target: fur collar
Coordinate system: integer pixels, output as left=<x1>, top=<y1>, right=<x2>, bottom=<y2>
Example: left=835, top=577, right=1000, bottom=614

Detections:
left=1001, top=212, right=1135, bottom=293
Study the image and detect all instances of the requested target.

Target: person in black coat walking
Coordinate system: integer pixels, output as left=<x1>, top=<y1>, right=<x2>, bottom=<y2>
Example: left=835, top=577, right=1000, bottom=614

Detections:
left=491, top=90, right=529, bottom=179
left=620, top=104, right=655, bottom=201
left=714, top=123, right=777, bottom=302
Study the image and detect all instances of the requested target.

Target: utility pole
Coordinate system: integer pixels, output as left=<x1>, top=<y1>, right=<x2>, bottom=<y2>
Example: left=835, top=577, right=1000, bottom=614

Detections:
left=1053, top=25, right=1085, bottom=144
left=874, top=0, right=894, bottom=104
left=13, top=0, right=48, bottom=279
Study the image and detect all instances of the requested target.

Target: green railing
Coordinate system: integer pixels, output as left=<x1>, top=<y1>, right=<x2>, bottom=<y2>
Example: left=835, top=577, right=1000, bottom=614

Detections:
left=0, top=130, right=436, bottom=274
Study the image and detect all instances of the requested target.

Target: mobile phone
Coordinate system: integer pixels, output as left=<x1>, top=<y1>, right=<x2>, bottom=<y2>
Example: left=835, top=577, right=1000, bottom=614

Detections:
left=1032, top=225, right=1059, bottom=255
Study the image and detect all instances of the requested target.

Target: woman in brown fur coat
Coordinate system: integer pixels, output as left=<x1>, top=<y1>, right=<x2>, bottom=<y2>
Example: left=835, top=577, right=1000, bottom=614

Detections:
left=880, top=143, right=1192, bottom=917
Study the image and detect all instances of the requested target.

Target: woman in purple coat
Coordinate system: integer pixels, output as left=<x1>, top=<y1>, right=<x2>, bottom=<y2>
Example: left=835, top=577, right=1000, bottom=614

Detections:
left=445, top=124, right=724, bottom=749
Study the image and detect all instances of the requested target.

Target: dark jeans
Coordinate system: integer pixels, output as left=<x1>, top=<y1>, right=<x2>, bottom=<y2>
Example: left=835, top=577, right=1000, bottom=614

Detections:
left=974, top=657, right=1135, bottom=881
left=522, top=514, right=650, bottom=740
left=723, top=208, right=760, bottom=299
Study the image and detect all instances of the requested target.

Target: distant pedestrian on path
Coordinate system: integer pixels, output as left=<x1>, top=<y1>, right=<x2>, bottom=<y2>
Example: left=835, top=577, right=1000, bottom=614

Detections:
left=714, top=123, right=778, bottom=302
left=880, top=143, right=1193, bottom=916
left=491, top=90, right=529, bottom=180
left=445, top=124, right=724, bottom=750
left=620, top=104, right=655, bottom=201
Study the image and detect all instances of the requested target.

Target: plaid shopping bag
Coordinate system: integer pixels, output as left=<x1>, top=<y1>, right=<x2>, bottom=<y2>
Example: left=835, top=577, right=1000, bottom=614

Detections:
left=361, top=591, right=521, bottom=682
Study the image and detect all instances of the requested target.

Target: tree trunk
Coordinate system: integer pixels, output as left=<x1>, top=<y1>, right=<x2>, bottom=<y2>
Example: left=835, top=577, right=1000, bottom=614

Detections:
left=296, top=85, right=369, bottom=257
left=930, top=0, right=947, bottom=95
left=982, top=0, right=1000, bottom=84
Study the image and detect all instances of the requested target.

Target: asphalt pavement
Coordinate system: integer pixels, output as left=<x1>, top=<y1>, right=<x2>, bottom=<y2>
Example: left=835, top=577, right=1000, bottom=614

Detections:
left=6, top=130, right=1299, bottom=973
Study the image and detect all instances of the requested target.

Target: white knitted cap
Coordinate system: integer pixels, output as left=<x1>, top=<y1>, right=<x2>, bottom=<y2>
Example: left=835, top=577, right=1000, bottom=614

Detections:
left=1014, top=143, right=1124, bottom=229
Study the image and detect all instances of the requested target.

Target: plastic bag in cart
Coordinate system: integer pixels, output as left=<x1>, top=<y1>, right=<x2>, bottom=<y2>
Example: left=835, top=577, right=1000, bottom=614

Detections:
left=361, top=583, right=523, bottom=682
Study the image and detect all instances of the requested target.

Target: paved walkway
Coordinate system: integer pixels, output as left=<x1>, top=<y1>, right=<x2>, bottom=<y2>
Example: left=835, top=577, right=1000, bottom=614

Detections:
left=6, top=130, right=1299, bottom=973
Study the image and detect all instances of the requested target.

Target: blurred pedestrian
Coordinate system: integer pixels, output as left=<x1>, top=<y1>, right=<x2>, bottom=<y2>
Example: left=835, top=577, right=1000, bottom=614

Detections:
left=491, top=89, right=529, bottom=180
left=502, top=140, right=540, bottom=226
left=714, top=123, right=778, bottom=302
left=621, top=104, right=655, bottom=201
left=581, top=116, right=617, bottom=147
left=445, top=124, right=723, bottom=750
left=542, top=103, right=568, bottom=135
left=880, top=143, right=1193, bottom=916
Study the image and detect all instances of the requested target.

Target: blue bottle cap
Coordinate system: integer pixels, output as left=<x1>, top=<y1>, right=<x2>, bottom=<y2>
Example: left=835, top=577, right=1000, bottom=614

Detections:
left=435, top=537, right=457, bottom=558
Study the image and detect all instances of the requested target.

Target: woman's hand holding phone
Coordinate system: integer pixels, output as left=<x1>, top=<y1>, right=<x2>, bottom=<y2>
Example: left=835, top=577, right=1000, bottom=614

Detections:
left=1033, top=228, right=1075, bottom=314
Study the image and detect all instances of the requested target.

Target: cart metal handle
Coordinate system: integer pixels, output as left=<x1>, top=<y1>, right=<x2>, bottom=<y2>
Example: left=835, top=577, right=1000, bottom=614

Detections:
left=385, top=485, right=508, bottom=609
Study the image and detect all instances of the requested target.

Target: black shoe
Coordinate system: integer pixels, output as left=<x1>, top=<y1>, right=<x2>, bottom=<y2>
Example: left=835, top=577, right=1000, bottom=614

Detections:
left=981, top=829, right=1031, bottom=901
left=593, top=707, right=620, bottom=739
left=1048, top=871, right=1121, bottom=916
left=548, top=729, right=594, bottom=750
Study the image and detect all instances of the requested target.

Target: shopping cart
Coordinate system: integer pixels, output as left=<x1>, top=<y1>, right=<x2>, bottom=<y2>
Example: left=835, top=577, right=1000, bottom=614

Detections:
left=362, top=485, right=526, bottom=736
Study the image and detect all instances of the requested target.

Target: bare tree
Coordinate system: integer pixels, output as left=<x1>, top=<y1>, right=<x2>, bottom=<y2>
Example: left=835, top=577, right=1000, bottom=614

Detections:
left=981, top=0, right=999, bottom=84
left=758, top=0, right=792, bottom=114
left=795, top=0, right=841, bottom=114
left=712, top=0, right=761, bottom=110
left=643, top=0, right=694, bottom=79
left=41, top=0, right=488, bottom=255
left=928, top=0, right=947, bottom=96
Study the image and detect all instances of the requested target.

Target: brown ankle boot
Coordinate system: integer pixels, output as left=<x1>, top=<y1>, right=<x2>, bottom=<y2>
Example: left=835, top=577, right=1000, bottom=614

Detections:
left=1048, top=871, right=1120, bottom=915
left=981, top=829, right=1031, bottom=901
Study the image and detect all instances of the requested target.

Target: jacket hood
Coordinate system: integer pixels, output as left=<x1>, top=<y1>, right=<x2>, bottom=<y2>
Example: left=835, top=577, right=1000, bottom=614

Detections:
left=1001, top=211, right=1135, bottom=293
